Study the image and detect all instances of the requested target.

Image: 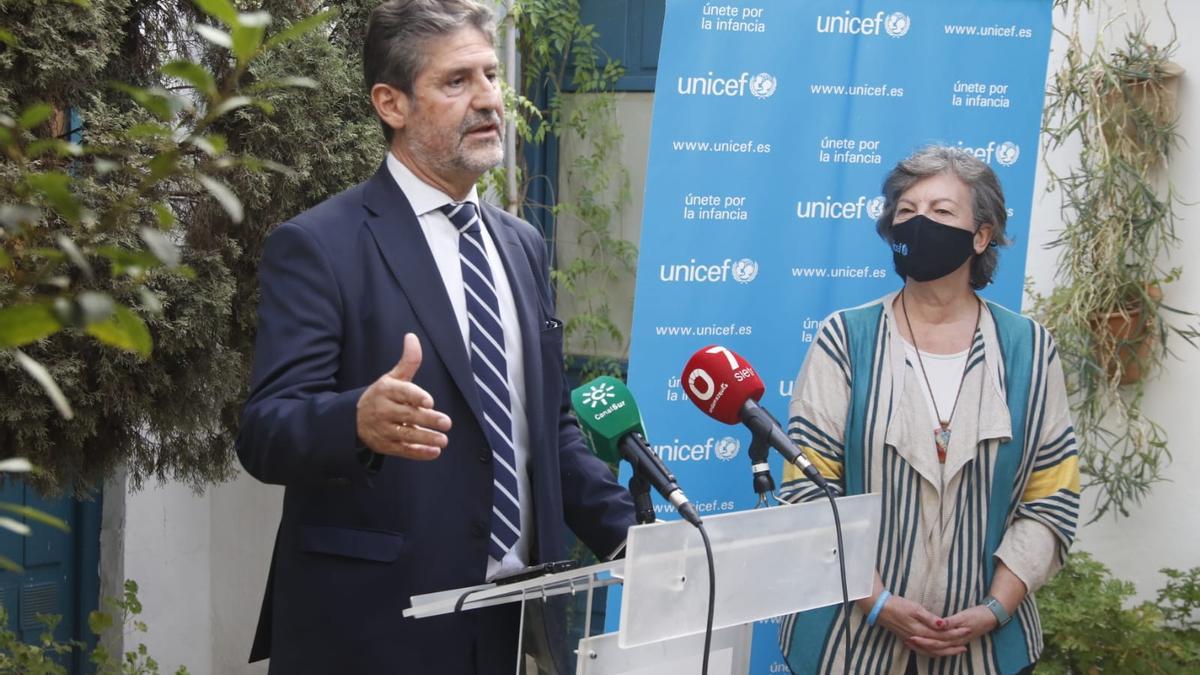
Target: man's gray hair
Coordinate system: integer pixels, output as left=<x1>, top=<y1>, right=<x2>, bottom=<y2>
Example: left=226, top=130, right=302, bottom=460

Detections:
left=874, top=145, right=1010, bottom=290
left=364, top=0, right=497, bottom=140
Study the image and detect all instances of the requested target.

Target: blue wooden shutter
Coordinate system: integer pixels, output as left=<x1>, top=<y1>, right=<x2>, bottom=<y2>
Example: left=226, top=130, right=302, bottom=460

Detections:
left=578, top=0, right=665, bottom=91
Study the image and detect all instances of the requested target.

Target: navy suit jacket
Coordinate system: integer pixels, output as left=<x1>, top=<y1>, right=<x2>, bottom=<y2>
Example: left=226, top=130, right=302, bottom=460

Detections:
left=237, top=162, right=635, bottom=674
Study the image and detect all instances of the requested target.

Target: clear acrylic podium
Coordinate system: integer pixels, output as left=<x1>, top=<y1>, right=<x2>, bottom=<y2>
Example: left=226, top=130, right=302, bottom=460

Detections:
left=405, top=493, right=881, bottom=674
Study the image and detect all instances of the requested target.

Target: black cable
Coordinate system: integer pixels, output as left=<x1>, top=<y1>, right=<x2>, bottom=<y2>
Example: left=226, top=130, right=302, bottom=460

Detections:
left=823, top=484, right=851, bottom=675
left=696, top=520, right=716, bottom=675
left=453, top=587, right=480, bottom=614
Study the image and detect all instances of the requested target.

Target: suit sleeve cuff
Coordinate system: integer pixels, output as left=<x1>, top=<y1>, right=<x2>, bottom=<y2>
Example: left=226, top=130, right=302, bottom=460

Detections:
left=355, top=445, right=386, bottom=475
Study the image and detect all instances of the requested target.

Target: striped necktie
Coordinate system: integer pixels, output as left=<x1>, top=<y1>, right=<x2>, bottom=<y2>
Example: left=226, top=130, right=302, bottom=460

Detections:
left=440, top=201, right=521, bottom=561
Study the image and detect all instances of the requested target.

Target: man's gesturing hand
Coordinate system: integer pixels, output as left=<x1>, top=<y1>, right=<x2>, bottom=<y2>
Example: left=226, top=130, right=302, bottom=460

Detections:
left=356, top=333, right=452, bottom=460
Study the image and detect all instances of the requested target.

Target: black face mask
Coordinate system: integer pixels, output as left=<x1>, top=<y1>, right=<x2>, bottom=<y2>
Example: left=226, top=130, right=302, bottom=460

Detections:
left=889, top=214, right=976, bottom=282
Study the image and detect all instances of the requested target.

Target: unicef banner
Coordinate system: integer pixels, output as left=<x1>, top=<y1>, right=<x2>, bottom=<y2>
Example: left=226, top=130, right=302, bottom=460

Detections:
left=612, top=0, right=1052, bottom=672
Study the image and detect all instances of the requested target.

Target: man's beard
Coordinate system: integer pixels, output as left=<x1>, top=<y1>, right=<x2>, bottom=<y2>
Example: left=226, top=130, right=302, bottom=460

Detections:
left=409, top=110, right=505, bottom=178
left=455, top=110, right=505, bottom=173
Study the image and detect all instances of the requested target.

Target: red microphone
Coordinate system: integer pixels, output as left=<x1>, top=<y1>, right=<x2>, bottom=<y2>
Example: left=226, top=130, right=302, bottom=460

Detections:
left=681, top=345, right=763, bottom=424
left=682, top=346, right=829, bottom=489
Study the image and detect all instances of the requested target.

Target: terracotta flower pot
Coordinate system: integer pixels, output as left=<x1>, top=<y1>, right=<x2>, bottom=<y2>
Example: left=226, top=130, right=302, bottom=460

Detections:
left=1100, top=60, right=1184, bottom=155
left=1091, top=284, right=1163, bottom=385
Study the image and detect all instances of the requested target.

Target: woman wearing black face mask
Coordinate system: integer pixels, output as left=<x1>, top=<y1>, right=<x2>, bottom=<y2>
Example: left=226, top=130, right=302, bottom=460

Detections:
left=777, top=146, right=1079, bottom=675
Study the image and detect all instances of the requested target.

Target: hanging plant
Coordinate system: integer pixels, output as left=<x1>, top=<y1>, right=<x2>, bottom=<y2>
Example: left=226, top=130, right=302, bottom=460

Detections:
left=1033, top=1, right=1197, bottom=521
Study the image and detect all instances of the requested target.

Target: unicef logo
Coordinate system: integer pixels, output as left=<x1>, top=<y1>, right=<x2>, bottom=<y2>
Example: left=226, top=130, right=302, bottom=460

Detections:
left=891, top=241, right=909, bottom=256
left=867, top=196, right=886, bottom=220
left=885, top=12, right=911, bottom=37
left=996, top=141, right=1020, bottom=167
left=749, top=73, right=777, bottom=99
left=714, top=436, right=741, bottom=461
left=732, top=258, right=759, bottom=283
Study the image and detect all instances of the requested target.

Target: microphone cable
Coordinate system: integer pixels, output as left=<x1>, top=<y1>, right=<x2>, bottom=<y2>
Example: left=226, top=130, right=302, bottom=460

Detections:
left=696, top=519, right=716, bottom=675
left=821, top=482, right=852, bottom=675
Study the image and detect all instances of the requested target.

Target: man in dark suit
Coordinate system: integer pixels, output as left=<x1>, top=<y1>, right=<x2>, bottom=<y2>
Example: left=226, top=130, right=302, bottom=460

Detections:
left=236, top=1, right=635, bottom=672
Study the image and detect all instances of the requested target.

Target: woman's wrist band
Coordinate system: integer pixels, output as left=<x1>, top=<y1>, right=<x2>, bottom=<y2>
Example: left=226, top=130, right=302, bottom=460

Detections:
left=982, top=594, right=1013, bottom=628
left=866, top=590, right=892, bottom=626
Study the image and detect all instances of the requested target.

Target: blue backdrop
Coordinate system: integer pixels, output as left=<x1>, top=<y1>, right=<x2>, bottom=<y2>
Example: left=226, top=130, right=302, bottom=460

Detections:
left=610, top=1, right=1053, bottom=672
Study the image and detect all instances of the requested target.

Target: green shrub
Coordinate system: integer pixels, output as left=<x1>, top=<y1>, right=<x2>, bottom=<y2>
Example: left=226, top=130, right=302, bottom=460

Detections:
left=1038, top=551, right=1200, bottom=674
left=0, top=0, right=346, bottom=492
left=0, top=580, right=186, bottom=675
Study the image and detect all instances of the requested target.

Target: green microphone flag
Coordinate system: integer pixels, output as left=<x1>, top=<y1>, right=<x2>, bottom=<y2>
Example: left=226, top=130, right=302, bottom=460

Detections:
left=569, top=375, right=646, bottom=464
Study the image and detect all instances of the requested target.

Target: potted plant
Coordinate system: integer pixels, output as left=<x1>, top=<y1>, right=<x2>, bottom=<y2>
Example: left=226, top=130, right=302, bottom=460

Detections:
left=1089, top=279, right=1164, bottom=385
left=1033, top=1, right=1196, bottom=521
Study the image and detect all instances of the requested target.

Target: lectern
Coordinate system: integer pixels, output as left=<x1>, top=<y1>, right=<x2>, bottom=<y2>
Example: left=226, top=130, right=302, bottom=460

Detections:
left=405, top=493, right=881, bottom=674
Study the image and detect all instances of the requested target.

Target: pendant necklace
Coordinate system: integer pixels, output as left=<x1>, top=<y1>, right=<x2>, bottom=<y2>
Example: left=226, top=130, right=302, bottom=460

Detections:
left=900, top=288, right=981, bottom=463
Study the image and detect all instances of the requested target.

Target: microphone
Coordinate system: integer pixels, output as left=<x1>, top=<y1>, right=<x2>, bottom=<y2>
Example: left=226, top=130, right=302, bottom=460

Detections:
left=681, top=346, right=829, bottom=490
left=746, top=406, right=780, bottom=507
left=570, top=376, right=702, bottom=526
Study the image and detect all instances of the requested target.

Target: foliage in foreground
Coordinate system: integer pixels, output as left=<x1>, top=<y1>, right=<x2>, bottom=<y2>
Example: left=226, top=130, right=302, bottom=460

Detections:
left=1038, top=551, right=1200, bottom=674
left=0, top=0, right=361, bottom=492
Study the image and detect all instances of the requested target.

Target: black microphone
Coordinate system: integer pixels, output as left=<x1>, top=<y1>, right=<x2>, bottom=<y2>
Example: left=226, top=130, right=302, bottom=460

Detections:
left=628, top=472, right=656, bottom=524
left=746, top=406, right=779, bottom=505
left=739, top=399, right=829, bottom=490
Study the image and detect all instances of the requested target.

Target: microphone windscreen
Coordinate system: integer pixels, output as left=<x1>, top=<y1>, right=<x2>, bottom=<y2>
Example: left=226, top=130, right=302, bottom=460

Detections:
left=681, top=345, right=766, bottom=424
left=570, top=376, right=645, bottom=463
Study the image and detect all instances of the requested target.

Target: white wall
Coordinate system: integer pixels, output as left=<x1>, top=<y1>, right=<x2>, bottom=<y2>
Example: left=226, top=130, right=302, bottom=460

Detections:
left=555, top=92, right=654, bottom=359
left=1026, top=1, right=1200, bottom=600
left=207, top=473, right=281, bottom=673
left=104, top=469, right=280, bottom=674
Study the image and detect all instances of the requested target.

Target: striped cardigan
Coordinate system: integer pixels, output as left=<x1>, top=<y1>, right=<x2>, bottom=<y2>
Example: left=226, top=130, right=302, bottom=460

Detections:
left=778, top=292, right=1079, bottom=675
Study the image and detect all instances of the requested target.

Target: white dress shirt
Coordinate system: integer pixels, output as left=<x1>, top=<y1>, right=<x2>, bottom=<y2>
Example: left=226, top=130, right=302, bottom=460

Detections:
left=386, top=153, right=532, bottom=579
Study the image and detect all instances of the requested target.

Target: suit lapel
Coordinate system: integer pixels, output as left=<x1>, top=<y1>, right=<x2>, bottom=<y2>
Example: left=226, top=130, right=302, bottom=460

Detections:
left=480, top=202, right=546, bottom=452
left=361, top=163, right=486, bottom=428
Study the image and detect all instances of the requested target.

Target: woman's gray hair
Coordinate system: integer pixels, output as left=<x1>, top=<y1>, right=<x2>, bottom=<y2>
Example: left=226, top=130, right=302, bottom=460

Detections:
left=875, top=145, right=1010, bottom=289
left=364, top=0, right=497, bottom=140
